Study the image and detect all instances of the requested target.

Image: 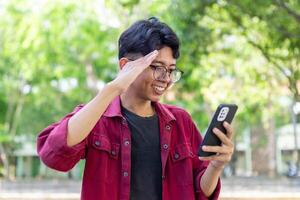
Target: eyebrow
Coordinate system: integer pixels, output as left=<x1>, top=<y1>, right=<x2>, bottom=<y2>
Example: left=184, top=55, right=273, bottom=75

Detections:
left=152, top=60, right=176, bottom=67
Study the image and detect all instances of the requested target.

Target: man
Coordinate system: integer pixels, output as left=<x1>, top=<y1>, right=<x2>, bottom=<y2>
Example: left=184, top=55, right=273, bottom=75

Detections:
left=37, top=17, right=234, bottom=200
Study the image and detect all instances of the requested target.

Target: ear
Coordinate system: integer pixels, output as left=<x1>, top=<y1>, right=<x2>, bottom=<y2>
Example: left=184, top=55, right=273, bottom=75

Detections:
left=119, top=57, right=130, bottom=70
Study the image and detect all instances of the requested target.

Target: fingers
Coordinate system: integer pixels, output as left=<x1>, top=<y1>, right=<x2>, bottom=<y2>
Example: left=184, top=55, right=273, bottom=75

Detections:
left=134, top=50, right=158, bottom=65
left=199, top=154, right=232, bottom=163
left=199, top=122, right=235, bottom=165
left=223, top=121, right=233, bottom=139
left=213, top=127, right=233, bottom=147
left=145, top=50, right=158, bottom=61
left=124, top=50, right=158, bottom=73
left=114, top=50, right=159, bottom=93
left=199, top=143, right=234, bottom=163
left=201, top=145, right=233, bottom=155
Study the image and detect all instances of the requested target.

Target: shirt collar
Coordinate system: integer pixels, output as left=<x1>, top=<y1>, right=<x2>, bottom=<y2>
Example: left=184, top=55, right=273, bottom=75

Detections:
left=103, top=96, right=123, bottom=118
left=152, top=101, right=176, bottom=123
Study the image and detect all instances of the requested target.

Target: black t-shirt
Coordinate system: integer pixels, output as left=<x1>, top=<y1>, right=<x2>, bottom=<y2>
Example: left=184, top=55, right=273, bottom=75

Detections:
left=122, top=106, right=162, bottom=200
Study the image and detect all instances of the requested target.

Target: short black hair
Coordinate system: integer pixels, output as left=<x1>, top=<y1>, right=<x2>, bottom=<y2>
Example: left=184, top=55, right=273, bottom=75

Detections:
left=118, top=17, right=180, bottom=59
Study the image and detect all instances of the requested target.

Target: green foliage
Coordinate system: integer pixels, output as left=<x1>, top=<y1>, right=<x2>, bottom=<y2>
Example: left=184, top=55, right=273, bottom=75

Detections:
left=0, top=0, right=119, bottom=140
left=0, top=0, right=298, bottom=153
left=161, top=0, right=299, bottom=133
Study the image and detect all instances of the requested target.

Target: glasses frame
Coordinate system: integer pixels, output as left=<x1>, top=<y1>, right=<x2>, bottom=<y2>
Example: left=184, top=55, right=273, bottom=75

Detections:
left=149, top=64, right=184, bottom=83
left=126, top=58, right=184, bottom=83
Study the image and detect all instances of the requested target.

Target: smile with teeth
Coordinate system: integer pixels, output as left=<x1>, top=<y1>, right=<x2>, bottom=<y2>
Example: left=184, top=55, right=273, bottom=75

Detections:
left=154, top=86, right=165, bottom=92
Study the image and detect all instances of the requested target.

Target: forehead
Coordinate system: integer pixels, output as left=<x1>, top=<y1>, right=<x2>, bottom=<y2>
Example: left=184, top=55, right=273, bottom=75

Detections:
left=124, top=46, right=176, bottom=65
left=154, top=46, right=176, bottom=66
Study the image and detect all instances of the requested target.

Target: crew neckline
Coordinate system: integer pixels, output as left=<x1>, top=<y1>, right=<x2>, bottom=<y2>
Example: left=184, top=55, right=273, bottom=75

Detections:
left=121, top=106, right=157, bottom=119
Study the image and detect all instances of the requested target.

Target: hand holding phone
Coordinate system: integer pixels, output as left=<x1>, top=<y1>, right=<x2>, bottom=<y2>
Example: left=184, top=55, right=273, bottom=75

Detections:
left=198, top=104, right=238, bottom=157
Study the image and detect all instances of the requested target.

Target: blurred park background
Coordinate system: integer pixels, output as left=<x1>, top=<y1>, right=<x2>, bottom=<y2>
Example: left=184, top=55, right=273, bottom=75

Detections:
left=0, top=0, right=299, bottom=199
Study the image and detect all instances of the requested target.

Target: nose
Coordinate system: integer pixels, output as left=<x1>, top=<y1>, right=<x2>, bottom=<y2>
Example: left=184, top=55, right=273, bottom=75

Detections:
left=160, top=72, right=172, bottom=83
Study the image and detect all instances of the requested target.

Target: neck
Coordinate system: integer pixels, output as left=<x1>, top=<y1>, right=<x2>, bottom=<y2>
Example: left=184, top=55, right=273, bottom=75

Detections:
left=120, top=92, right=155, bottom=117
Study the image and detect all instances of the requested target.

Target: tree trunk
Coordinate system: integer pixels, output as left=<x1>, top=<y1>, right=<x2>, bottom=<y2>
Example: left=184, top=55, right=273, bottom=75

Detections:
left=291, top=101, right=299, bottom=168
left=0, top=143, right=10, bottom=179
left=85, top=61, right=98, bottom=95
left=266, top=115, right=276, bottom=177
left=251, top=117, right=276, bottom=177
left=2, top=76, right=26, bottom=179
left=10, top=91, right=25, bottom=137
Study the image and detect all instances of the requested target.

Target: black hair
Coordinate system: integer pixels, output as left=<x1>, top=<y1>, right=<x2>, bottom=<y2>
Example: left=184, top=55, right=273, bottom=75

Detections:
left=118, top=17, right=180, bottom=59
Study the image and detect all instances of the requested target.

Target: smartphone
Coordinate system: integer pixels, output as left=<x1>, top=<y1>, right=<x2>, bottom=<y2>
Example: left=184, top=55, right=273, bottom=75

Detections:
left=198, top=104, right=238, bottom=157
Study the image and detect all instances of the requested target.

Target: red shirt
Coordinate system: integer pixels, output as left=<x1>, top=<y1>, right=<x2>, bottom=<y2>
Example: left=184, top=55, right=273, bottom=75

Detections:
left=37, top=96, right=221, bottom=200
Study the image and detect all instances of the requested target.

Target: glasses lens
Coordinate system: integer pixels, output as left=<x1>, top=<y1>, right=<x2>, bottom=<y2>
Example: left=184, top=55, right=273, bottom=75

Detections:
left=170, top=70, right=182, bottom=82
left=154, top=67, right=166, bottom=80
left=153, top=66, right=182, bottom=83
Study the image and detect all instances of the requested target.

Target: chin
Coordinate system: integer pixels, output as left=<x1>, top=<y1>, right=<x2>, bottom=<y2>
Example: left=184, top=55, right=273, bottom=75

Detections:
left=143, top=89, right=165, bottom=102
left=149, top=94, right=162, bottom=102
left=151, top=98, right=160, bottom=102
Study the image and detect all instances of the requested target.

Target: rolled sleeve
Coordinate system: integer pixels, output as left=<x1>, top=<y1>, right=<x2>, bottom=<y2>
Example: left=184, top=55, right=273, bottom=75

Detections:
left=47, top=116, right=87, bottom=157
left=37, top=104, right=87, bottom=172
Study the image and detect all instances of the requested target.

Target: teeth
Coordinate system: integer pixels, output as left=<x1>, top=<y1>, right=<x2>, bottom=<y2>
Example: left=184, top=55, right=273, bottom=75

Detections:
left=154, top=86, right=165, bottom=92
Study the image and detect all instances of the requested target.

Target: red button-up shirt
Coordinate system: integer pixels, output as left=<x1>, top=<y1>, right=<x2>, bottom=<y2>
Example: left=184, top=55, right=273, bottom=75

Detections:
left=37, top=96, right=221, bottom=200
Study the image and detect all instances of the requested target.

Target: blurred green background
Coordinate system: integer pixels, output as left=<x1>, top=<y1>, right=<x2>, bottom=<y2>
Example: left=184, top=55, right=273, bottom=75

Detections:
left=0, top=0, right=299, bottom=199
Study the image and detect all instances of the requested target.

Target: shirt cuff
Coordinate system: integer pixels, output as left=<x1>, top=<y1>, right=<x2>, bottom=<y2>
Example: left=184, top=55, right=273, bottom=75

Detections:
left=47, top=117, right=87, bottom=157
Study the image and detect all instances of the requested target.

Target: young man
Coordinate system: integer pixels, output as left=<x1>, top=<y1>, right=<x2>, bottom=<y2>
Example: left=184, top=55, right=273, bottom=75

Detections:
left=37, top=17, right=234, bottom=200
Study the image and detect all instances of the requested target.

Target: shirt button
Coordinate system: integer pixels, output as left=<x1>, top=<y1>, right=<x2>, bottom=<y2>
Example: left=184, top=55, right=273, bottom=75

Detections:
left=122, top=118, right=127, bottom=125
left=95, top=140, right=101, bottom=146
left=124, top=140, right=130, bottom=146
left=165, top=124, right=171, bottom=131
left=163, top=144, right=168, bottom=150
left=162, top=175, right=166, bottom=179
left=174, top=153, right=180, bottom=160
left=123, top=172, right=129, bottom=177
left=111, top=150, right=116, bottom=156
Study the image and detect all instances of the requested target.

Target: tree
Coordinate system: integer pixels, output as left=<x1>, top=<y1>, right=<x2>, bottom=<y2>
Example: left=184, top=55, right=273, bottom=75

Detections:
left=166, top=0, right=299, bottom=175
left=0, top=0, right=118, bottom=179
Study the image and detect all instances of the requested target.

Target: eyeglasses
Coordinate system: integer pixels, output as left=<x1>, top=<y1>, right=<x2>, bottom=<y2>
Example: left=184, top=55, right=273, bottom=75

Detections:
left=149, top=65, right=184, bottom=83
left=126, top=58, right=184, bottom=83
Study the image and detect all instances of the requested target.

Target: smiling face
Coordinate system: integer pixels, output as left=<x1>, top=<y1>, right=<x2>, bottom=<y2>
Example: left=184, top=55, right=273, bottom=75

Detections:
left=128, top=46, right=176, bottom=102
